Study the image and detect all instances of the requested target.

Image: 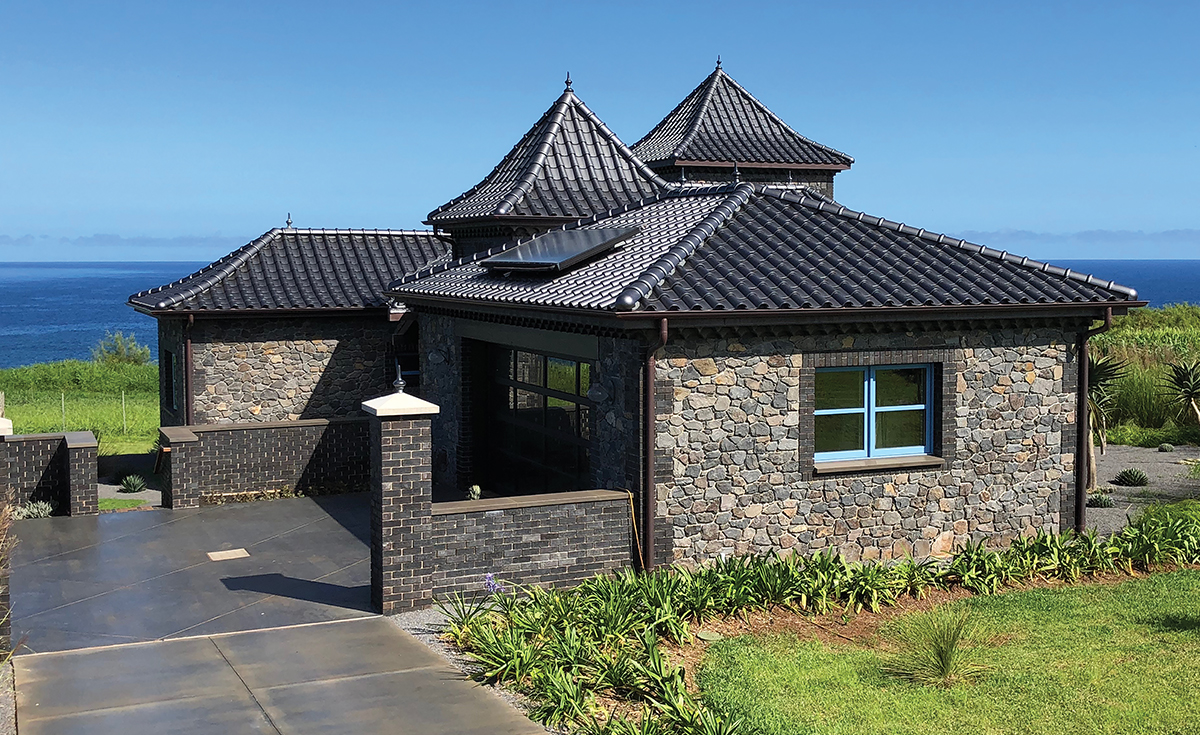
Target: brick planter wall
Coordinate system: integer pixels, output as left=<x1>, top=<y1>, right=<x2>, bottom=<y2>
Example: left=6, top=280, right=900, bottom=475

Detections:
left=429, top=490, right=633, bottom=597
left=0, top=432, right=98, bottom=516
left=158, top=418, right=370, bottom=508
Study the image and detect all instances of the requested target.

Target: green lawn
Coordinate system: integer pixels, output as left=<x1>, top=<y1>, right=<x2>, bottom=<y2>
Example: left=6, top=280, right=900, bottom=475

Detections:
left=699, top=571, right=1200, bottom=735
left=99, top=498, right=148, bottom=512
left=1, top=360, right=159, bottom=455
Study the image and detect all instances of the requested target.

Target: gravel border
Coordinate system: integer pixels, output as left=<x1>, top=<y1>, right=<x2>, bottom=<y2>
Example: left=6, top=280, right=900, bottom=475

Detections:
left=1089, top=444, right=1200, bottom=536
left=388, top=607, right=556, bottom=734
left=0, top=663, right=14, bottom=735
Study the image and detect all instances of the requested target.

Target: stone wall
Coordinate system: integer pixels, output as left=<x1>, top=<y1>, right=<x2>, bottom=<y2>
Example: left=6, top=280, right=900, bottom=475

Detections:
left=158, top=418, right=370, bottom=508
left=591, top=337, right=643, bottom=494
left=429, top=491, right=632, bottom=597
left=648, top=166, right=837, bottom=197
left=185, top=316, right=395, bottom=424
left=0, top=432, right=98, bottom=516
left=419, top=313, right=464, bottom=498
left=656, top=325, right=1082, bottom=566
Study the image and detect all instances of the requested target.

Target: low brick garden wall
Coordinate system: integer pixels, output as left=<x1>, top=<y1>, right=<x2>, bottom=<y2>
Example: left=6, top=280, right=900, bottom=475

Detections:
left=429, top=490, right=633, bottom=597
left=0, top=431, right=98, bottom=516
left=158, top=418, right=370, bottom=508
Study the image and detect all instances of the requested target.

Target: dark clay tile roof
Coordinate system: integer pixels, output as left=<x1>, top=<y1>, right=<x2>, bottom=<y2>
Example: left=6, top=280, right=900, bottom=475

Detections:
left=129, top=229, right=451, bottom=313
left=394, top=185, right=1138, bottom=315
left=426, top=83, right=678, bottom=225
left=631, top=65, right=854, bottom=169
left=642, top=187, right=1138, bottom=312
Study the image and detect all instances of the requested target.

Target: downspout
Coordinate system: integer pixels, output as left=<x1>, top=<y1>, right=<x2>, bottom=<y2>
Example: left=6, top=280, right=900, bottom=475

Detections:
left=1075, top=307, right=1113, bottom=532
left=643, top=317, right=668, bottom=571
left=185, top=314, right=195, bottom=426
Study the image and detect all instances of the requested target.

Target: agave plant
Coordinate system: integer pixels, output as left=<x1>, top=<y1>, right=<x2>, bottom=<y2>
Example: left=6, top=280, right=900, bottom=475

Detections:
left=1164, top=360, right=1200, bottom=426
left=118, top=474, right=148, bottom=493
left=1113, top=468, right=1150, bottom=487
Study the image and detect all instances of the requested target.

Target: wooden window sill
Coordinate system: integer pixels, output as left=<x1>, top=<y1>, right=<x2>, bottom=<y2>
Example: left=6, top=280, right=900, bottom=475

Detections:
left=813, top=455, right=945, bottom=476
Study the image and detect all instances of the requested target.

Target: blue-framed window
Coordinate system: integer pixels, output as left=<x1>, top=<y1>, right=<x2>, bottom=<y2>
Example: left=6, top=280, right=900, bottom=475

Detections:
left=814, top=365, right=933, bottom=462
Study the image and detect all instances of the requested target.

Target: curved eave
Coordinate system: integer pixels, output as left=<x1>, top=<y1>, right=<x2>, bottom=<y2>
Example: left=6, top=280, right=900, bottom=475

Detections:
left=668, top=159, right=852, bottom=171
left=128, top=303, right=395, bottom=319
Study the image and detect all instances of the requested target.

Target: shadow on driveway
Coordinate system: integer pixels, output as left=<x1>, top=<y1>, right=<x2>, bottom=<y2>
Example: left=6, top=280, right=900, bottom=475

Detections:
left=222, top=574, right=372, bottom=613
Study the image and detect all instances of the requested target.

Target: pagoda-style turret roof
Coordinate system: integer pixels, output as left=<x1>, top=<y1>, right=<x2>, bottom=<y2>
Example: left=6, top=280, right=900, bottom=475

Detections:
left=427, top=80, right=676, bottom=227
left=632, top=64, right=853, bottom=170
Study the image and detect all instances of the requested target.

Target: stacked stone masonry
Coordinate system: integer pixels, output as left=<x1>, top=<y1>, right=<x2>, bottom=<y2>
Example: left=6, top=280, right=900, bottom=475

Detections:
left=429, top=493, right=632, bottom=597
left=158, top=419, right=370, bottom=508
left=657, top=326, right=1081, bottom=566
left=159, top=316, right=395, bottom=426
left=0, top=432, right=98, bottom=517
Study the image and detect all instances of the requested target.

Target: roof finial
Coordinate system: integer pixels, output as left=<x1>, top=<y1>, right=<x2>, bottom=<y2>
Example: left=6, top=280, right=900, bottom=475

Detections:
left=285, top=213, right=292, bottom=228
left=565, top=72, right=572, bottom=91
left=716, top=55, right=722, bottom=70
left=732, top=162, right=740, bottom=182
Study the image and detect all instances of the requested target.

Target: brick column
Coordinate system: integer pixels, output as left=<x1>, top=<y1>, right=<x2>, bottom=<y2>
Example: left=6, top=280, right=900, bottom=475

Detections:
left=64, top=432, right=98, bottom=516
left=159, top=427, right=201, bottom=509
left=363, top=391, right=440, bottom=614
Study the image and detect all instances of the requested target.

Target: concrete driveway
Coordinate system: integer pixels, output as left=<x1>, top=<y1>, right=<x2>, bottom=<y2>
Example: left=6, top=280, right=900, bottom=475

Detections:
left=15, top=617, right=543, bottom=735
left=11, top=494, right=374, bottom=653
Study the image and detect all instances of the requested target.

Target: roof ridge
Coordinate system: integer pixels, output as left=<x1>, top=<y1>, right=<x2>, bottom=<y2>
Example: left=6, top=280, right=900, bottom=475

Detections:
left=130, top=229, right=284, bottom=309
left=615, top=183, right=756, bottom=311
left=572, top=93, right=679, bottom=192
left=714, top=71, right=854, bottom=165
left=672, top=68, right=723, bottom=164
left=284, top=228, right=444, bottom=236
left=756, top=186, right=1139, bottom=299
left=493, top=90, right=575, bottom=216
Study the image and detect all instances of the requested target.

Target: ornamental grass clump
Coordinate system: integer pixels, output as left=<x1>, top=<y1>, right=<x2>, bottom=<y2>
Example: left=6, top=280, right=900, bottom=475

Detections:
left=882, top=606, right=991, bottom=688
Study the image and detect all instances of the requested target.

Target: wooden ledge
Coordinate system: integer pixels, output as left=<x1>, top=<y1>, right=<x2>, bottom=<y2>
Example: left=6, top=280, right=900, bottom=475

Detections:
left=813, top=455, right=945, bottom=476
left=432, top=489, right=630, bottom=516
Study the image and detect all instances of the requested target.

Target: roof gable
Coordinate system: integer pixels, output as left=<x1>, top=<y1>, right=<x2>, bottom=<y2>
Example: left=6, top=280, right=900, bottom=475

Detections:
left=129, top=229, right=452, bottom=313
left=631, top=66, right=854, bottom=169
left=427, top=84, right=677, bottom=225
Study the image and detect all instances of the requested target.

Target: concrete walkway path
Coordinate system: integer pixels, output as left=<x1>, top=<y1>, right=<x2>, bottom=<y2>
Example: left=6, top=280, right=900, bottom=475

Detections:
left=15, top=617, right=543, bottom=735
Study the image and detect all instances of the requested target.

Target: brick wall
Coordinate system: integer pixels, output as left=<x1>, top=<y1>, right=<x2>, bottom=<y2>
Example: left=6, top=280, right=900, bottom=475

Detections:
left=371, top=417, right=434, bottom=613
left=428, top=491, right=632, bottom=597
left=0, top=432, right=98, bottom=516
left=158, top=418, right=370, bottom=508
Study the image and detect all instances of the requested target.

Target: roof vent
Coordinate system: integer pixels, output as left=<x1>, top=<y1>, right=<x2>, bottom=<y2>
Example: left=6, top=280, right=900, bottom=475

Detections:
left=482, top=227, right=640, bottom=273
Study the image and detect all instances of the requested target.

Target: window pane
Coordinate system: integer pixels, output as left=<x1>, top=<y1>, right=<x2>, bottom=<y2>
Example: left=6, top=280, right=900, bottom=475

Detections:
left=546, top=396, right=578, bottom=433
left=547, top=357, right=577, bottom=394
left=515, top=389, right=543, bottom=424
left=515, top=351, right=544, bottom=386
left=876, top=367, right=926, bottom=407
left=876, top=409, right=926, bottom=449
left=815, top=370, right=865, bottom=410
left=579, top=362, right=592, bottom=396
left=815, top=413, right=865, bottom=454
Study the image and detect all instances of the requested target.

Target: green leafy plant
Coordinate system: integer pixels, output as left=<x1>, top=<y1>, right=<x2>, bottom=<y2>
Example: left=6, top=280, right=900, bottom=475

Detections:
left=1114, top=468, right=1150, bottom=487
left=435, top=591, right=493, bottom=648
left=882, top=606, right=991, bottom=688
left=13, top=500, right=55, bottom=519
left=118, top=474, right=148, bottom=493
left=1165, top=360, right=1200, bottom=426
left=948, top=540, right=1012, bottom=594
left=1088, top=493, right=1116, bottom=508
left=1087, top=353, right=1128, bottom=490
left=892, top=556, right=945, bottom=599
left=1159, top=443, right=1176, bottom=452
left=91, top=331, right=151, bottom=366
left=529, top=665, right=595, bottom=728
left=844, top=562, right=898, bottom=613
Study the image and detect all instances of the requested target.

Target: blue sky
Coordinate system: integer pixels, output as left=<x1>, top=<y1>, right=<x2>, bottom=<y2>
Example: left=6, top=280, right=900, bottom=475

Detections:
left=1, top=1, right=1197, bottom=261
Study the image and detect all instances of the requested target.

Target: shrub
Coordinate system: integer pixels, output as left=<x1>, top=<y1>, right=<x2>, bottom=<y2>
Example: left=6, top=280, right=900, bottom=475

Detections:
left=13, top=501, right=55, bottom=519
left=118, top=474, right=148, bottom=493
left=882, top=606, right=991, bottom=688
left=1114, top=468, right=1150, bottom=487
left=1087, top=493, right=1116, bottom=508
left=91, top=331, right=151, bottom=366
left=1108, top=423, right=1200, bottom=448
left=1159, top=443, right=1176, bottom=452
left=1135, top=500, right=1200, bottom=528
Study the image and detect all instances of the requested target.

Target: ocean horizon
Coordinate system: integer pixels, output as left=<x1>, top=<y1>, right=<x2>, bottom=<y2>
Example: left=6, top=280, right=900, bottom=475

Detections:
left=0, top=259, right=1197, bottom=370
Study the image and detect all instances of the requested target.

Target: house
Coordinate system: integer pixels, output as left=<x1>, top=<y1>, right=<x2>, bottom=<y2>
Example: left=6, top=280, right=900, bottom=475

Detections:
left=389, top=69, right=1141, bottom=567
left=133, top=65, right=1142, bottom=569
left=129, top=228, right=450, bottom=425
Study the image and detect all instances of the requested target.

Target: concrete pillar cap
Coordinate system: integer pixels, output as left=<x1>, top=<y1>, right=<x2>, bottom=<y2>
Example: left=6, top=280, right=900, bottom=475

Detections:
left=361, top=392, right=440, bottom=417
left=0, top=417, right=12, bottom=437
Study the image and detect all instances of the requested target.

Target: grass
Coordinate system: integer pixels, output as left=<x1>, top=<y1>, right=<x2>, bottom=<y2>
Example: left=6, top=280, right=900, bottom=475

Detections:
left=698, top=570, right=1200, bottom=735
left=0, top=360, right=159, bottom=454
left=98, top=498, right=148, bottom=512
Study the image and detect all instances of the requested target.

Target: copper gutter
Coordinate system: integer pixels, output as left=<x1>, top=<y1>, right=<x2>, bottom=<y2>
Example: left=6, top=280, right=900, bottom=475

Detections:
left=1075, top=307, right=1114, bottom=532
left=643, top=317, right=668, bottom=571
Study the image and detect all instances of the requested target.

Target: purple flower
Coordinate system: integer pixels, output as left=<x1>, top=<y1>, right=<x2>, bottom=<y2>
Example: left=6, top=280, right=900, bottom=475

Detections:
left=484, top=573, right=506, bottom=595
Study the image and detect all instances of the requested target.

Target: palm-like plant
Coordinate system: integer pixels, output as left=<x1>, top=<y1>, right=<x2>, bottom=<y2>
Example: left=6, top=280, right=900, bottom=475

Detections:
left=1164, top=360, right=1200, bottom=426
left=1087, top=353, right=1127, bottom=492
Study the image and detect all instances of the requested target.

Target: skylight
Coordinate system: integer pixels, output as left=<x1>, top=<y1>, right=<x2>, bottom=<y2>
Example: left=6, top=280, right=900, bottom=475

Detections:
left=482, top=227, right=640, bottom=273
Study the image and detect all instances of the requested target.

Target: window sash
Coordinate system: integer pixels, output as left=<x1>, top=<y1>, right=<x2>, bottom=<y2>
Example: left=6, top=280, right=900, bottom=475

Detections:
left=814, top=365, right=932, bottom=461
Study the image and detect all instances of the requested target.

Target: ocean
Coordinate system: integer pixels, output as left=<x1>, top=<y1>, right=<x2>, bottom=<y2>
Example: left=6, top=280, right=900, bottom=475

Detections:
left=0, top=260, right=1197, bottom=370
